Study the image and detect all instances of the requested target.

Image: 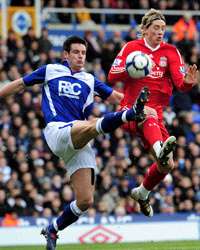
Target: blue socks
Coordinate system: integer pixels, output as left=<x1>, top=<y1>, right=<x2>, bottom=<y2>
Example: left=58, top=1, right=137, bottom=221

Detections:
left=48, top=201, right=83, bottom=233
left=96, top=108, right=136, bottom=134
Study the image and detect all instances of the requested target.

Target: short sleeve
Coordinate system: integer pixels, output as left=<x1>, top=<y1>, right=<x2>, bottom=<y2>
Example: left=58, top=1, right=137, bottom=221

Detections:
left=94, top=77, right=113, bottom=100
left=23, top=65, right=47, bottom=86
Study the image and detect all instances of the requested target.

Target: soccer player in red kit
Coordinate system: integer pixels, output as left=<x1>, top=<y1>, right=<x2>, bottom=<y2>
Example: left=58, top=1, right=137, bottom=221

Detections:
left=108, top=9, right=198, bottom=217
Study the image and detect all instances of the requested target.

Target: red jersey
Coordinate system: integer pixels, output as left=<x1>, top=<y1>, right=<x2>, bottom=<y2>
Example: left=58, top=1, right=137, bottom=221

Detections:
left=108, top=39, right=192, bottom=117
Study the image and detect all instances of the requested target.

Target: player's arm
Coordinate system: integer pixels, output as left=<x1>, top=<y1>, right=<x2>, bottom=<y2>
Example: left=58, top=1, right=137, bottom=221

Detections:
left=0, top=65, right=47, bottom=99
left=169, top=48, right=198, bottom=91
left=106, top=90, right=124, bottom=104
left=94, top=77, right=123, bottom=104
left=0, top=78, right=25, bottom=98
left=108, top=44, right=130, bottom=84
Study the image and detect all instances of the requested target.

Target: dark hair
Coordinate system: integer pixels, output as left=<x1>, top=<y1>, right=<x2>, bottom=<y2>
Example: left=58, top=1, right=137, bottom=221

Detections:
left=63, top=36, right=88, bottom=52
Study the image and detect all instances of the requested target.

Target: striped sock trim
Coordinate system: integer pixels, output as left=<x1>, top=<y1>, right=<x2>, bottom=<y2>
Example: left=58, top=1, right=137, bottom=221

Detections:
left=95, top=117, right=104, bottom=134
left=122, top=110, right=128, bottom=122
left=70, top=200, right=84, bottom=217
left=53, top=220, right=58, bottom=232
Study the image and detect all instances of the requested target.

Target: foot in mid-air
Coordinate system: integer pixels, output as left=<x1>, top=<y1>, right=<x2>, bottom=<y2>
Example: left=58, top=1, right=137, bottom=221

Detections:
left=130, top=188, right=153, bottom=217
left=133, top=86, right=150, bottom=122
left=158, top=136, right=176, bottom=166
left=41, top=227, right=58, bottom=250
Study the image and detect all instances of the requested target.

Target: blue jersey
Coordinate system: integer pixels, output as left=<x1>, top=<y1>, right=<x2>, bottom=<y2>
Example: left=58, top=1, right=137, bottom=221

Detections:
left=23, top=62, right=113, bottom=124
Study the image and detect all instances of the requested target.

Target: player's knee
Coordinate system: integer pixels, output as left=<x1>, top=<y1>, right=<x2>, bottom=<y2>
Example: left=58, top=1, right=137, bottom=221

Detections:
left=144, top=107, right=158, bottom=120
left=78, top=196, right=94, bottom=211
left=140, top=115, right=158, bottom=127
left=145, top=113, right=158, bottom=122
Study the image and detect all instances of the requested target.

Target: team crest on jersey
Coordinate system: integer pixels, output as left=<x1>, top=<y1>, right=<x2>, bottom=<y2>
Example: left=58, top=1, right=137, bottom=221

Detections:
left=159, top=57, right=167, bottom=67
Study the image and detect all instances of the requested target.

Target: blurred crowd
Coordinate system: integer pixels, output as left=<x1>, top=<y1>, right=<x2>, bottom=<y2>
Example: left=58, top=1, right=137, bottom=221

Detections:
left=0, top=2, right=200, bottom=223
left=9, top=0, right=200, bottom=25
left=10, top=0, right=200, bottom=11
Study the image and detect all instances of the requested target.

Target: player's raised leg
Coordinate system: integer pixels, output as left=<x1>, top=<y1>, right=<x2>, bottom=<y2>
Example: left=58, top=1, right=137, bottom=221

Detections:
left=71, top=87, right=150, bottom=149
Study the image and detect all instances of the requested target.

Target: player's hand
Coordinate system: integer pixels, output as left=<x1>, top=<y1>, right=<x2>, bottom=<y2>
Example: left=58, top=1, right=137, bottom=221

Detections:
left=184, top=64, right=198, bottom=86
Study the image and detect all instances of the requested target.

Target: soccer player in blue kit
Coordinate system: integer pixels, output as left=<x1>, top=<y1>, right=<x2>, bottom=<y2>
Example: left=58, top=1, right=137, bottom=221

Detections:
left=0, top=36, right=153, bottom=250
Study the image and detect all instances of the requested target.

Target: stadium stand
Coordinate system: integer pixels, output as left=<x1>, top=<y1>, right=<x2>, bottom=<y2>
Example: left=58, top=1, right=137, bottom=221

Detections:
left=0, top=0, right=200, bottom=222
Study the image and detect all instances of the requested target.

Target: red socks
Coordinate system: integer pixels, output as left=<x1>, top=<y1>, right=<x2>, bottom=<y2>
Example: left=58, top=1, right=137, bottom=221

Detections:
left=143, top=163, right=167, bottom=190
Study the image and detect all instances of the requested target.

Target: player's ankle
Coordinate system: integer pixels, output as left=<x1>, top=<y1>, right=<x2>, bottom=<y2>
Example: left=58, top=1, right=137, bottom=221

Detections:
left=137, top=184, right=151, bottom=200
left=153, top=140, right=163, bottom=158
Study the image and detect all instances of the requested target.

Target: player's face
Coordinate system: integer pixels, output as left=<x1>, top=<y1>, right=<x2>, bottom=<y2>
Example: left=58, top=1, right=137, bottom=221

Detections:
left=144, top=20, right=166, bottom=48
left=65, top=43, right=86, bottom=71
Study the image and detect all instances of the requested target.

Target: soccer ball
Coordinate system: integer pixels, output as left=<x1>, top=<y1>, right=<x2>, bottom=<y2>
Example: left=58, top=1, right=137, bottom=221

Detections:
left=126, top=51, right=152, bottom=79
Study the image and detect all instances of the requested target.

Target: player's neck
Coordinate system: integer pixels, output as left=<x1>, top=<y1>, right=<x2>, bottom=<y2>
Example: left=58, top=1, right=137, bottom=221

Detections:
left=144, top=38, right=161, bottom=51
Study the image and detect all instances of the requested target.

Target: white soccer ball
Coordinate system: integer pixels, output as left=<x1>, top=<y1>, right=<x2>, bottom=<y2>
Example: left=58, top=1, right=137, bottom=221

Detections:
left=126, top=51, right=153, bottom=79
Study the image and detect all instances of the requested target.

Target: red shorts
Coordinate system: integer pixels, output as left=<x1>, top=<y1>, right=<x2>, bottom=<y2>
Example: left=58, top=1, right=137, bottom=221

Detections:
left=121, top=112, right=169, bottom=150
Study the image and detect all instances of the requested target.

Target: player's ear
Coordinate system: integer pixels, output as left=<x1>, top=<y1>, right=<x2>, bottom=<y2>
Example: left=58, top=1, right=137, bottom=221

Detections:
left=63, top=50, right=69, bottom=60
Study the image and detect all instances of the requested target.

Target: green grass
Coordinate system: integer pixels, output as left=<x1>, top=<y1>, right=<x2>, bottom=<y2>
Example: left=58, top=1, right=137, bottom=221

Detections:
left=0, top=241, right=199, bottom=250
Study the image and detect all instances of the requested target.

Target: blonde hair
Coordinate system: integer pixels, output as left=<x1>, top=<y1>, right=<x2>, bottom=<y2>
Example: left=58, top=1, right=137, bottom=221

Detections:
left=140, top=9, right=166, bottom=36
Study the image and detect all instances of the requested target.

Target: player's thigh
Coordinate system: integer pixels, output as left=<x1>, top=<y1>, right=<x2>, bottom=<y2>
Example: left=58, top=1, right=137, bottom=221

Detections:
left=71, top=119, right=98, bottom=149
left=43, top=121, right=74, bottom=160
left=159, top=121, right=170, bottom=141
left=71, top=168, right=95, bottom=202
left=66, top=143, right=97, bottom=178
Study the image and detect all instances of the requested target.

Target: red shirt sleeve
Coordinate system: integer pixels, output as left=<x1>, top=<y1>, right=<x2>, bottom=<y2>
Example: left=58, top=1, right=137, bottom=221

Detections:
left=169, top=47, right=192, bottom=92
left=108, top=43, right=130, bottom=84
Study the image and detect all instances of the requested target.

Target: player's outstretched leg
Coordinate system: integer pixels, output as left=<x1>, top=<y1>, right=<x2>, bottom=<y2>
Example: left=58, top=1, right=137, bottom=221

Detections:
left=131, top=136, right=176, bottom=217
left=41, top=227, right=58, bottom=250
left=95, top=86, right=150, bottom=135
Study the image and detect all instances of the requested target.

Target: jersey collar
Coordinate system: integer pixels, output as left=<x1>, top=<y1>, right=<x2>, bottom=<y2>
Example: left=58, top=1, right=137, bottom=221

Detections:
left=143, top=38, right=161, bottom=51
left=62, top=60, right=84, bottom=74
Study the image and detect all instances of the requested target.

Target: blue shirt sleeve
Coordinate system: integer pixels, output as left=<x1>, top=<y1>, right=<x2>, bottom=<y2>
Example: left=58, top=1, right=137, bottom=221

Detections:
left=23, top=65, right=47, bottom=86
left=94, top=77, right=113, bottom=100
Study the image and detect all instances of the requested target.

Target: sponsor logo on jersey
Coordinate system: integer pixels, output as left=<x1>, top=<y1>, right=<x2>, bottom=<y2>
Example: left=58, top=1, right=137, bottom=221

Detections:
left=58, top=80, right=81, bottom=99
left=112, top=58, right=122, bottom=66
left=149, top=71, right=164, bottom=78
left=159, top=57, right=167, bottom=67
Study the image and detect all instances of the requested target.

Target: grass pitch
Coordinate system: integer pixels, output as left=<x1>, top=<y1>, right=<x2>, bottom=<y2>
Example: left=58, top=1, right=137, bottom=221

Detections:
left=0, top=241, right=199, bottom=250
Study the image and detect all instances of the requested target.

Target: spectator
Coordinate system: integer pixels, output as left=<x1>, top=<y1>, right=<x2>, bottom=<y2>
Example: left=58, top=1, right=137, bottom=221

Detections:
left=0, top=158, right=11, bottom=183
left=38, top=28, right=53, bottom=54
left=1, top=212, right=19, bottom=227
left=0, top=189, right=12, bottom=217
left=46, top=0, right=60, bottom=24
left=22, top=27, right=38, bottom=51
left=73, top=0, right=95, bottom=25
left=172, top=12, right=198, bottom=43
left=84, top=30, right=101, bottom=62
